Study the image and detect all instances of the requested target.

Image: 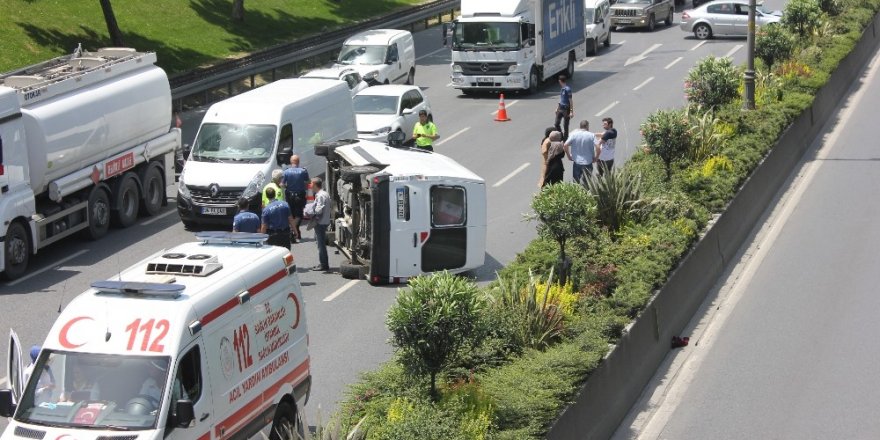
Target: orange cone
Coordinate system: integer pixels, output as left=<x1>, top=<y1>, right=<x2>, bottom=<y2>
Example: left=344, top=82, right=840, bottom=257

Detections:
left=494, top=93, right=511, bottom=122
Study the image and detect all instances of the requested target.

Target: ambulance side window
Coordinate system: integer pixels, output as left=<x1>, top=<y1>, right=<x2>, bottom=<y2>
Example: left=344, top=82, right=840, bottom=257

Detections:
left=176, top=346, right=201, bottom=403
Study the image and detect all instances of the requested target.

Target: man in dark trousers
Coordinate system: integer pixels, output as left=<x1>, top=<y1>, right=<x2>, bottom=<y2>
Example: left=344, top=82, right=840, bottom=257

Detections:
left=554, top=74, right=574, bottom=140
left=308, top=177, right=332, bottom=272
left=232, top=198, right=260, bottom=233
left=282, top=154, right=310, bottom=242
left=259, top=187, right=296, bottom=250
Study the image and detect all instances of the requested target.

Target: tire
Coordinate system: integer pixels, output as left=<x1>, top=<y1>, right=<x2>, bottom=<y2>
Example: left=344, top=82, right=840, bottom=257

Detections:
left=340, top=165, right=380, bottom=184
left=587, top=38, right=597, bottom=56
left=693, top=23, right=712, bottom=39
left=3, top=221, right=30, bottom=280
left=140, top=165, right=164, bottom=217
left=461, top=89, right=475, bottom=96
left=604, top=32, right=611, bottom=47
left=111, top=173, right=141, bottom=228
left=340, top=262, right=366, bottom=280
left=268, top=402, right=304, bottom=440
left=528, top=67, right=540, bottom=95
left=86, top=185, right=111, bottom=240
left=666, top=9, right=674, bottom=26
left=182, top=220, right=197, bottom=231
left=647, top=14, right=656, bottom=31
left=610, top=25, right=617, bottom=32
left=406, top=68, right=415, bottom=85
left=565, top=54, right=575, bottom=77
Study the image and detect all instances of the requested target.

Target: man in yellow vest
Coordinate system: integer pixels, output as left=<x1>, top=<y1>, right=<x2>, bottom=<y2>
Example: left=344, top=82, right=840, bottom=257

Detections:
left=411, top=110, right=439, bottom=151
left=262, top=169, right=284, bottom=209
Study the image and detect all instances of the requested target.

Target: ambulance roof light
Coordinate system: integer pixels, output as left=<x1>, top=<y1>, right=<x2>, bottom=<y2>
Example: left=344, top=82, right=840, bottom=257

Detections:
left=195, top=231, right=269, bottom=245
left=91, top=280, right=185, bottom=298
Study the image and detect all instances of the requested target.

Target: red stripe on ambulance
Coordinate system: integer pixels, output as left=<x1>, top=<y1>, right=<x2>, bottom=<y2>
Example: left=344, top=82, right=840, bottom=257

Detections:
left=200, top=269, right=287, bottom=326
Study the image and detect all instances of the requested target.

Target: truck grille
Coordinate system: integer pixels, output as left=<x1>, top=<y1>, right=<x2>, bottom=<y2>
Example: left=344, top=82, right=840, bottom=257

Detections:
left=188, top=187, right=245, bottom=205
left=614, top=9, right=640, bottom=16
left=456, top=62, right=516, bottom=76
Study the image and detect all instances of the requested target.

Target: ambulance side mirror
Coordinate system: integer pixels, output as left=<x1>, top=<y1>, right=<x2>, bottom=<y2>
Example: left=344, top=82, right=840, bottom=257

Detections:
left=175, top=400, right=195, bottom=428
left=0, top=389, right=15, bottom=417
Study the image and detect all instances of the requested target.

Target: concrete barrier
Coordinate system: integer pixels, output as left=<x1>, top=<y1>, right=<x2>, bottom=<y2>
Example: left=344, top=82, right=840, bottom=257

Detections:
left=547, top=11, right=880, bottom=440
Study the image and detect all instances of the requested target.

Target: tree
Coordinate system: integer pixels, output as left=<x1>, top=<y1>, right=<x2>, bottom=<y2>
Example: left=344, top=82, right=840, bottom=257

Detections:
left=683, top=56, right=740, bottom=111
left=756, top=25, right=795, bottom=69
left=99, top=0, right=125, bottom=47
left=232, top=0, right=245, bottom=22
left=386, top=272, right=487, bottom=400
left=641, top=108, right=692, bottom=181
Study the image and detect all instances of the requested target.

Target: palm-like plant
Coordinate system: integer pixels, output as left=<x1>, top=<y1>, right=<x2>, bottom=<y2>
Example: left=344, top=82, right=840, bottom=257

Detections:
left=686, top=107, right=727, bottom=162
left=581, top=167, right=654, bottom=237
left=491, top=269, right=565, bottom=350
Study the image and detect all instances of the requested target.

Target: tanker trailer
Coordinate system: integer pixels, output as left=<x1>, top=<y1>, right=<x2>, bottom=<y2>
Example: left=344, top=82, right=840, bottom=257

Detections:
left=0, top=46, right=180, bottom=280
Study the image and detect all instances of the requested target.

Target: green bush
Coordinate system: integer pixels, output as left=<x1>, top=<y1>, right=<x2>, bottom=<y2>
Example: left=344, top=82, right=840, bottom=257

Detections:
left=640, top=108, right=692, bottom=181
left=818, top=0, right=843, bottom=15
left=783, top=0, right=823, bottom=38
left=756, top=25, right=795, bottom=68
left=490, top=270, right=566, bottom=350
left=684, top=56, right=741, bottom=111
left=582, top=167, right=655, bottom=236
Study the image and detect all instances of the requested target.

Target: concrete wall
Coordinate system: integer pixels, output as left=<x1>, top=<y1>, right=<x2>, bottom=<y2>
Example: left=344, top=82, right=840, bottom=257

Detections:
left=547, top=13, right=880, bottom=440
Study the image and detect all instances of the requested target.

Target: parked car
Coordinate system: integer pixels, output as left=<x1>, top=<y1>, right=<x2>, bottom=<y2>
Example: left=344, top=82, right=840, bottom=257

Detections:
left=609, top=0, right=675, bottom=31
left=353, top=85, right=431, bottom=143
left=680, top=0, right=782, bottom=39
left=302, top=66, right=369, bottom=97
left=585, top=0, right=612, bottom=55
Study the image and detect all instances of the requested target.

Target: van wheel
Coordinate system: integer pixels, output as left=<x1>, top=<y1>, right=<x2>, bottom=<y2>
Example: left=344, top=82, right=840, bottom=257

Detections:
left=528, top=67, right=539, bottom=95
left=268, top=402, right=304, bottom=440
left=666, top=8, right=674, bottom=26
left=406, top=68, right=415, bottom=85
left=587, top=39, right=597, bottom=56
left=111, top=172, right=141, bottom=228
left=340, top=165, right=380, bottom=184
left=340, top=262, right=366, bottom=280
left=604, top=33, right=611, bottom=47
left=140, top=165, right=165, bottom=217
left=86, top=185, right=111, bottom=240
left=3, top=221, right=30, bottom=280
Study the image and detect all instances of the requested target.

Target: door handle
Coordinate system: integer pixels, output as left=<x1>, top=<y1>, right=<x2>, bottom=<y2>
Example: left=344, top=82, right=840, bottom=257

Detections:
left=413, top=232, right=417, bottom=247
left=200, top=413, right=210, bottom=421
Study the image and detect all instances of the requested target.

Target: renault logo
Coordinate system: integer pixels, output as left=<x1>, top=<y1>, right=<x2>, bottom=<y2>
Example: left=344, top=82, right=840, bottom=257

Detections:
left=480, top=63, right=490, bottom=73
left=209, top=183, right=220, bottom=198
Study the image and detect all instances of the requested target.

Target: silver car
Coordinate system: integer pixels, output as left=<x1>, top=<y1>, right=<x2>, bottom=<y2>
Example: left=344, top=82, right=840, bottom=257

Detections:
left=680, top=0, right=782, bottom=40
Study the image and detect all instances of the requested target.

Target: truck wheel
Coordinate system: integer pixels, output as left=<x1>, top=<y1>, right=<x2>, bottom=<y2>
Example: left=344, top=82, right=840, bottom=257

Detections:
left=268, top=402, right=304, bottom=440
left=340, top=165, right=380, bottom=184
left=3, top=221, right=30, bottom=280
left=112, top=173, right=141, bottom=228
left=140, top=165, right=165, bottom=217
left=528, top=67, right=539, bottom=95
left=406, top=68, right=415, bottom=85
left=565, top=54, right=575, bottom=77
left=666, top=8, right=674, bottom=26
left=647, top=14, right=656, bottom=31
left=86, top=185, right=111, bottom=240
left=340, top=262, right=366, bottom=280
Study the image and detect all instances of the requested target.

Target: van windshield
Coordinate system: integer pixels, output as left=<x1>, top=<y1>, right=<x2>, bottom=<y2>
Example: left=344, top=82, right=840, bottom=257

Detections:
left=337, top=45, right=387, bottom=65
left=15, top=350, right=171, bottom=430
left=191, top=123, right=276, bottom=164
left=585, top=8, right=596, bottom=23
left=453, top=22, right=521, bottom=50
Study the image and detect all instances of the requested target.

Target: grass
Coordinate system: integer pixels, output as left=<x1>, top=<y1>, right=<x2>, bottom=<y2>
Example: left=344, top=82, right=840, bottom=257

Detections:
left=1, top=0, right=426, bottom=75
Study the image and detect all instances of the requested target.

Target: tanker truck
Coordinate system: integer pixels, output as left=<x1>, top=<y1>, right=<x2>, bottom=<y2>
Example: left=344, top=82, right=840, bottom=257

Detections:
left=0, top=47, right=179, bottom=280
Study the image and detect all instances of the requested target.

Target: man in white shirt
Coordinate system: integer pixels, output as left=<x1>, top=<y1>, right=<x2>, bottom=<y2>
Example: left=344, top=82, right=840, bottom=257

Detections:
left=564, top=120, right=600, bottom=184
left=596, top=117, right=617, bottom=176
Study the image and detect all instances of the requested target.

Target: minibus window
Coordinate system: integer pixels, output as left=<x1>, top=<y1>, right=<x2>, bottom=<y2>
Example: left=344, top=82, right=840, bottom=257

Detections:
left=430, top=186, right=466, bottom=227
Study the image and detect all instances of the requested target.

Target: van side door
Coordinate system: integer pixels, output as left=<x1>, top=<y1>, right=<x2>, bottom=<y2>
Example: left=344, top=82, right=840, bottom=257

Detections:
left=387, top=180, right=427, bottom=277
left=164, top=342, right=213, bottom=440
left=387, top=43, right=402, bottom=83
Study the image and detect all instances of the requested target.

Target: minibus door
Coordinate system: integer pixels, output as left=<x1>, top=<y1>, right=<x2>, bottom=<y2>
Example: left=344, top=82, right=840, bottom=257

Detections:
left=389, top=181, right=427, bottom=277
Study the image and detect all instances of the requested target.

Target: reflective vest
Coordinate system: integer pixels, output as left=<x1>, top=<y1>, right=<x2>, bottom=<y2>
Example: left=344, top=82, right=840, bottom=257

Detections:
left=413, top=121, right=437, bottom=148
left=261, top=182, right=283, bottom=208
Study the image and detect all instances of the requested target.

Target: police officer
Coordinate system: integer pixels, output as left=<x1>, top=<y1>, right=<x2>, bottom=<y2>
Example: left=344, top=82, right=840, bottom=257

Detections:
left=259, top=187, right=296, bottom=249
left=261, top=169, right=284, bottom=209
left=282, top=155, right=310, bottom=242
left=232, top=198, right=260, bottom=233
left=411, top=110, right=439, bottom=151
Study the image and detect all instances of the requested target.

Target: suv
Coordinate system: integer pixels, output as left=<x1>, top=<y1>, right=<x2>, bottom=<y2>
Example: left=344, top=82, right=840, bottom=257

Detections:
left=610, top=0, right=675, bottom=31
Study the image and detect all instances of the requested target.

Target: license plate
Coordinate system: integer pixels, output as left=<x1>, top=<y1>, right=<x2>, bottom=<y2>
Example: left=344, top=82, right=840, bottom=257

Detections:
left=616, top=19, right=632, bottom=24
left=202, top=207, right=227, bottom=216
left=476, top=77, right=492, bottom=83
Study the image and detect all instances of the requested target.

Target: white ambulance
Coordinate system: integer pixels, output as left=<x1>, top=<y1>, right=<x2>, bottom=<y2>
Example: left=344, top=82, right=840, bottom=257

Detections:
left=1, top=232, right=310, bottom=440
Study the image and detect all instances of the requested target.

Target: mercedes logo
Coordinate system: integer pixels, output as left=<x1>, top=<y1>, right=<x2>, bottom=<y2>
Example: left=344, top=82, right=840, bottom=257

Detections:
left=480, top=63, right=490, bottom=73
left=209, top=183, right=220, bottom=198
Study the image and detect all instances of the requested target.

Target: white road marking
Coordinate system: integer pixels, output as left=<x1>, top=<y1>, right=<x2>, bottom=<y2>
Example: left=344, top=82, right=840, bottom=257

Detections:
left=491, top=99, right=519, bottom=115
left=595, top=100, right=619, bottom=117
left=139, top=209, right=176, bottom=226
left=724, top=44, right=744, bottom=58
left=633, top=77, right=655, bottom=91
left=436, top=127, right=470, bottom=146
left=416, top=47, right=448, bottom=61
left=625, top=43, right=662, bottom=66
left=1, top=376, right=6, bottom=387
left=690, top=41, right=708, bottom=51
left=618, top=40, right=628, bottom=45
left=493, top=163, right=531, bottom=188
left=665, top=57, right=683, bottom=69
left=446, top=82, right=454, bottom=87
left=7, top=249, right=90, bottom=287
left=323, top=280, right=359, bottom=302
left=578, top=58, right=596, bottom=68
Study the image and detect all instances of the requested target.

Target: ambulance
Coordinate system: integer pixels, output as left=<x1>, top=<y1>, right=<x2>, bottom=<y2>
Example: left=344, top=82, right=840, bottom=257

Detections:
left=315, top=135, right=487, bottom=284
left=1, top=232, right=310, bottom=440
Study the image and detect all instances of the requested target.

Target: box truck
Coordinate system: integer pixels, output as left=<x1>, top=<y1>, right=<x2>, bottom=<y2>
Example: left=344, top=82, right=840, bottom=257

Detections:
left=444, top=0, right=586, bottom=94
left=0, top=47, right=180, bottom=280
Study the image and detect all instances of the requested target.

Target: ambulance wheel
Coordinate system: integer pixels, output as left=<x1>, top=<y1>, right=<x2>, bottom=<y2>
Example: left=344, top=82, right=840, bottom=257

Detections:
left=86, top=185, right=111, bottom=240
left=111, top=173, right=141, bottom=228
left=340, top=262, right=366, bottom=280
left=269, top=402, right=304, bottom=440
left=340, top=165, right=380, bottom=184
left=3, top=221, right=30, bottom=280
left=140, top=165, right=165, bottom=217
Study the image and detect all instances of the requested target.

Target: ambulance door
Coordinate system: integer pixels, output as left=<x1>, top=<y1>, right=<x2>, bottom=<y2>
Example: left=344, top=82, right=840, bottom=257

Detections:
left=388, top=180, right=429, bottom=277
left=6, top=329, right=24, bottom=402
left=422, top=185, right=468, bottom=272
left=165, top=342, right=213, bottom=440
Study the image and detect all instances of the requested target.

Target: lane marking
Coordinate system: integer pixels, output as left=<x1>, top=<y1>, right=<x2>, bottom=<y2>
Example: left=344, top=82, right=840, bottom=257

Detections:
left=578, top=58, right=596, bottom=68
left=139, top=209, right=176, bottom=226
left=665, top=57, right=683, bottom=69
left=1, top=376, right=6, bottom=387
left=618, top=40, right=628, bottom=45
left=633, top=77, right=655, bottom=91
left=595, top=100, right=619, bottom=117
left=491, top=99, right=519, bottom=115
left=493, top=163, right=531, bottom=188
left=724, top=44, right=744, bottom=58
left=446, top=82, right=454, bottom=87
left=625, top=43, right=662, bottom=67
left=436, top=127, right=470, bottom=146
left=7, top=249, right=89, bottom=287
left=416, top=47, right=448, bottom=61
left=323, top=280, right=359, bottom=302
left=690, top=41, right=708, bottom=51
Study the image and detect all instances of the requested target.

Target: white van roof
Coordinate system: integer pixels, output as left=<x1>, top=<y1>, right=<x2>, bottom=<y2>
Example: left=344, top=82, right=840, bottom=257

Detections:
left=336, top=140, right=484, bottom=183
left=202, top=78, right=349, bottom=125
left=343, top=29, right=411, bottom=46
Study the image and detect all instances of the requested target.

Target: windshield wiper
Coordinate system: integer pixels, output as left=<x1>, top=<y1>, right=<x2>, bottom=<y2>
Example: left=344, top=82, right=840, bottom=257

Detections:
left=100, top=425, right=133, bottom=431
left=193, top=155, right=222, bottom=163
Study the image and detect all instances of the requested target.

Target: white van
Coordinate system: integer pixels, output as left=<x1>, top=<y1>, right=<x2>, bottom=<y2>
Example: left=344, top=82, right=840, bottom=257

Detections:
left=1, top=232, right=310, bottom=440
left=177, top=78, right=356, bottom=228
left=335, top=29, right=416, bottom=86
left=585, top=0, right=612, bottom=55
left=315, top=136, right=486, bottom=284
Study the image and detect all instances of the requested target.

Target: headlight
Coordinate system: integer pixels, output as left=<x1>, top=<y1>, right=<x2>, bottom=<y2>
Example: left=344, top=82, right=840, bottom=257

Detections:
left=364, top=70, right=379, bottom=80
left=178, top=172, right=190, bottom=198
left=508, top=65, right=517, bottom=73
left=241, top=171, right=266, bottom=200
left=373, top=126, right=392, bottom=136
left=452, top=64, right=463, bottom=73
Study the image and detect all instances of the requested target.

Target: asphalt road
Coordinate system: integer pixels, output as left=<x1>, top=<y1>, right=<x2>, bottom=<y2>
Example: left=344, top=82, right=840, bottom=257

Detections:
left=615, top=24, right=880, bottom=440
left=1, top=6, right=766, bottom=432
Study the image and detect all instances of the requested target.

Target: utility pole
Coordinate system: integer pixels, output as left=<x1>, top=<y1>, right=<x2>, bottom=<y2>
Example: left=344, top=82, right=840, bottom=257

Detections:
left=743, top=0, right=756, bottom=110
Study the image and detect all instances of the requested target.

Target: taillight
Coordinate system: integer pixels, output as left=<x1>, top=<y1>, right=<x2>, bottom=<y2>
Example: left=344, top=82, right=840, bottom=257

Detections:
left=0, top=164, right=4, bottom=176
left=682, top=11, right=690, bottom=19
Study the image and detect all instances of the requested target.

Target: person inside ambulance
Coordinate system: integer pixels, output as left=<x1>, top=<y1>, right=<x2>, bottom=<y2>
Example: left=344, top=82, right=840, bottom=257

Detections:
left=129, top=359, right=169, bottom=414
left=61, top=362, right=100, bottom=402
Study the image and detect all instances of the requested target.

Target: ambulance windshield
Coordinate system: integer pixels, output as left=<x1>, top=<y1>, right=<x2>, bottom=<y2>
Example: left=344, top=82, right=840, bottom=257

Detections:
left=14, top=350, right=171, bottom=430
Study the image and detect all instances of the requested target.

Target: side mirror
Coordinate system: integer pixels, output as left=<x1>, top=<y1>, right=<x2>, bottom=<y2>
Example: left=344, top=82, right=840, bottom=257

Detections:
left=401, top=108, right=414, bottom=115
left=277, top=144, right=293, bottom=167
left=175, top=400, right=195, bottom=428
left=387, top=130, right=406, bottom=148
left=0, top=390, right=15, bottom=417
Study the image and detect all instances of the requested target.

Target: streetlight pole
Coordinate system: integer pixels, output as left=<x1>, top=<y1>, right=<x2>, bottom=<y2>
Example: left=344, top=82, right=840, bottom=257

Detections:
left=743, top=0, right=756, bottom=110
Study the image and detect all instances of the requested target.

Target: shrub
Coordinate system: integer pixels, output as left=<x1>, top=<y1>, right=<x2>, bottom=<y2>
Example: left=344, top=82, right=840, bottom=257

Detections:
left=490, top=270, right=566, bottom=350
left=687, top=107, right=729, bottom=162
left=684, top=56, right=741, bottom=110
left=640, top=108, right=691, bottom=181
left=756, top=24, right=795, bottom=68
left=582, top=167, right=655, bottom=235
left=818, top=0, right=843, bottom=15
left=534, top=280, right=579, bottom=320
left=366, top=397, right=491, bottom=440
left=783, top=0, right=822, bottom=38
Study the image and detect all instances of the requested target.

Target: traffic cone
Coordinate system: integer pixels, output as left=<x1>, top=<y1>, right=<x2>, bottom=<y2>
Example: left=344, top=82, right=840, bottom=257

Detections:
left=494, top=93, right=511, bottom=122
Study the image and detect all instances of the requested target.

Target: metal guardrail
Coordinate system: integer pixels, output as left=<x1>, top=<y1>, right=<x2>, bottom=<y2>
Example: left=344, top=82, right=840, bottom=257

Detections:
left=170, top=0, right=459, bottom=109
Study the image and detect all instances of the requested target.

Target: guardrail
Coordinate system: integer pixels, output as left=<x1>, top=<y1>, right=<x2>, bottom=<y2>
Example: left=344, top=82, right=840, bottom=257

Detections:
left=170, top=0, right=459, bottom=111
